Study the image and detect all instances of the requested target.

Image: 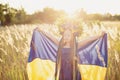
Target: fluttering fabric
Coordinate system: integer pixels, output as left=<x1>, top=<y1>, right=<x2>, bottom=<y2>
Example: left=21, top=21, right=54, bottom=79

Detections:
left=27, top=28, right=107, bottom=80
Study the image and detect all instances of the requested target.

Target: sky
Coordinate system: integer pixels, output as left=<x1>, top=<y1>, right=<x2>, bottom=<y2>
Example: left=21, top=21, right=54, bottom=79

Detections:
left=1, top=0, right=120, bottom=15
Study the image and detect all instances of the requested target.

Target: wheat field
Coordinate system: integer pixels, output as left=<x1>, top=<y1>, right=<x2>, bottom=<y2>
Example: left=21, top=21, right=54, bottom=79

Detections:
left=0, top=21, right=120, bottom=80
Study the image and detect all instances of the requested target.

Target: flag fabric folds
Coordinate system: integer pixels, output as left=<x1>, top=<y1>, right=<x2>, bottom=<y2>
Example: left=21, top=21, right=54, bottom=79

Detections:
left=27, top=28, right=107, bottom=80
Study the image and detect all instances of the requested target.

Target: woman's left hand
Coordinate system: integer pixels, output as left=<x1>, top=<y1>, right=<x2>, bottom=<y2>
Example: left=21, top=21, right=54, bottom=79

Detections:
left=100, top=31, right=106, bottom=37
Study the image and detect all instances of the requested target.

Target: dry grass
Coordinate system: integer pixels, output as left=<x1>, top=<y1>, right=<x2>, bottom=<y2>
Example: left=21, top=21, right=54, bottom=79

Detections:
left=0, top=21, right=120, bottom=80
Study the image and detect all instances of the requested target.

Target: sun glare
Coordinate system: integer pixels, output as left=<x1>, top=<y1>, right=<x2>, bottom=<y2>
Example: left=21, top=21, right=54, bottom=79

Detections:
left=1, top=0, right=120, bottom=15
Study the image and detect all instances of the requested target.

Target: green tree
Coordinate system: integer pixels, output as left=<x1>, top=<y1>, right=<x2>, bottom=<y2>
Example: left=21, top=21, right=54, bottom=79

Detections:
left=15, top=8, right=26, bottom=24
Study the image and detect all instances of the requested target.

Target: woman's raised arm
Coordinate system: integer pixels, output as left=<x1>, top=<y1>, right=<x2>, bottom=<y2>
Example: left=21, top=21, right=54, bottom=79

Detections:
left=78, top=32, right=105, bottom=49
left=37, top=27, right=59, bottom=46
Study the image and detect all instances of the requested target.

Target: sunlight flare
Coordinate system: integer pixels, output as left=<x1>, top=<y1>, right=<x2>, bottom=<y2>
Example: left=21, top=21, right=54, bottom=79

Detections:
left=1, top=0, right=120, bottom=15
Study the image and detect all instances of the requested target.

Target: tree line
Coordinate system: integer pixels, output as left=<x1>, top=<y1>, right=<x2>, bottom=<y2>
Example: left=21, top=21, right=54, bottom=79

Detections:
left=76, top=8, right=120, bottom=21
left=0, top=4, right=120, bottom=26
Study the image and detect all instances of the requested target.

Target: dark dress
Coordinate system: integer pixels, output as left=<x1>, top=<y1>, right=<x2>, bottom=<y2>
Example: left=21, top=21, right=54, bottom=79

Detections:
left=59, top=48, right=81, bottom=80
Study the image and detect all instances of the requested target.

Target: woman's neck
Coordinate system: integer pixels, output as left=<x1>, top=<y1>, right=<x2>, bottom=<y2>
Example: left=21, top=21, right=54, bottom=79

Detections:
left=64, top=42, right=70, bottom=48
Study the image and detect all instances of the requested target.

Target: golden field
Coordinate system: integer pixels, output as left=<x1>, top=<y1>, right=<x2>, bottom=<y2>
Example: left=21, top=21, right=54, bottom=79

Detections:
left=0, top=21, right=120, bottom=80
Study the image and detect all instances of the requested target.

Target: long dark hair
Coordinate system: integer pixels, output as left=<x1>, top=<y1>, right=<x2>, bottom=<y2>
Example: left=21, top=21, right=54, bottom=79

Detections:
left=55, top=30, right=78, bottom=80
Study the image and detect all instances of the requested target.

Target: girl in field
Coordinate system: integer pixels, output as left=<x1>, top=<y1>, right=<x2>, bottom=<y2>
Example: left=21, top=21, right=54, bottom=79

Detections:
left=37, top=22, right=105, bottom=80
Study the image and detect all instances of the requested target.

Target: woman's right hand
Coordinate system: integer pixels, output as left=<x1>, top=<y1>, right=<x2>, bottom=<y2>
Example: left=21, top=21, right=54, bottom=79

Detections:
left=37, top=27, right=43, bottom=33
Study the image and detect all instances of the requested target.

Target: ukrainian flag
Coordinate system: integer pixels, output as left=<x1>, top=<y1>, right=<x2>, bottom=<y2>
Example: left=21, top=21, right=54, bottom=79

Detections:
left=77, top=33, right=108, bottom=80
left=27, top=28, right=107, bottom=80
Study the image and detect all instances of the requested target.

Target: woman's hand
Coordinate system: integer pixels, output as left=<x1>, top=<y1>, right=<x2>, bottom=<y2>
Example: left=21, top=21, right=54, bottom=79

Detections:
left=36, top=27, right=43, bottom=33
left=78, top=31, right=106, bottom=49
left=100, top=31, right=106, bottom=38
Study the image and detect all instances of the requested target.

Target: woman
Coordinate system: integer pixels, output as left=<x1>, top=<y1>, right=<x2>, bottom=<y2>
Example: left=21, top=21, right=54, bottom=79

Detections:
left=37, top=26, right=105, bottom=80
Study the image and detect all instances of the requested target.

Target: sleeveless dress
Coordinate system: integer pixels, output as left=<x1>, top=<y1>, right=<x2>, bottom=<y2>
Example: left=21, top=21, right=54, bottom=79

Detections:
left=59, top=48, right=81, bottom=80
